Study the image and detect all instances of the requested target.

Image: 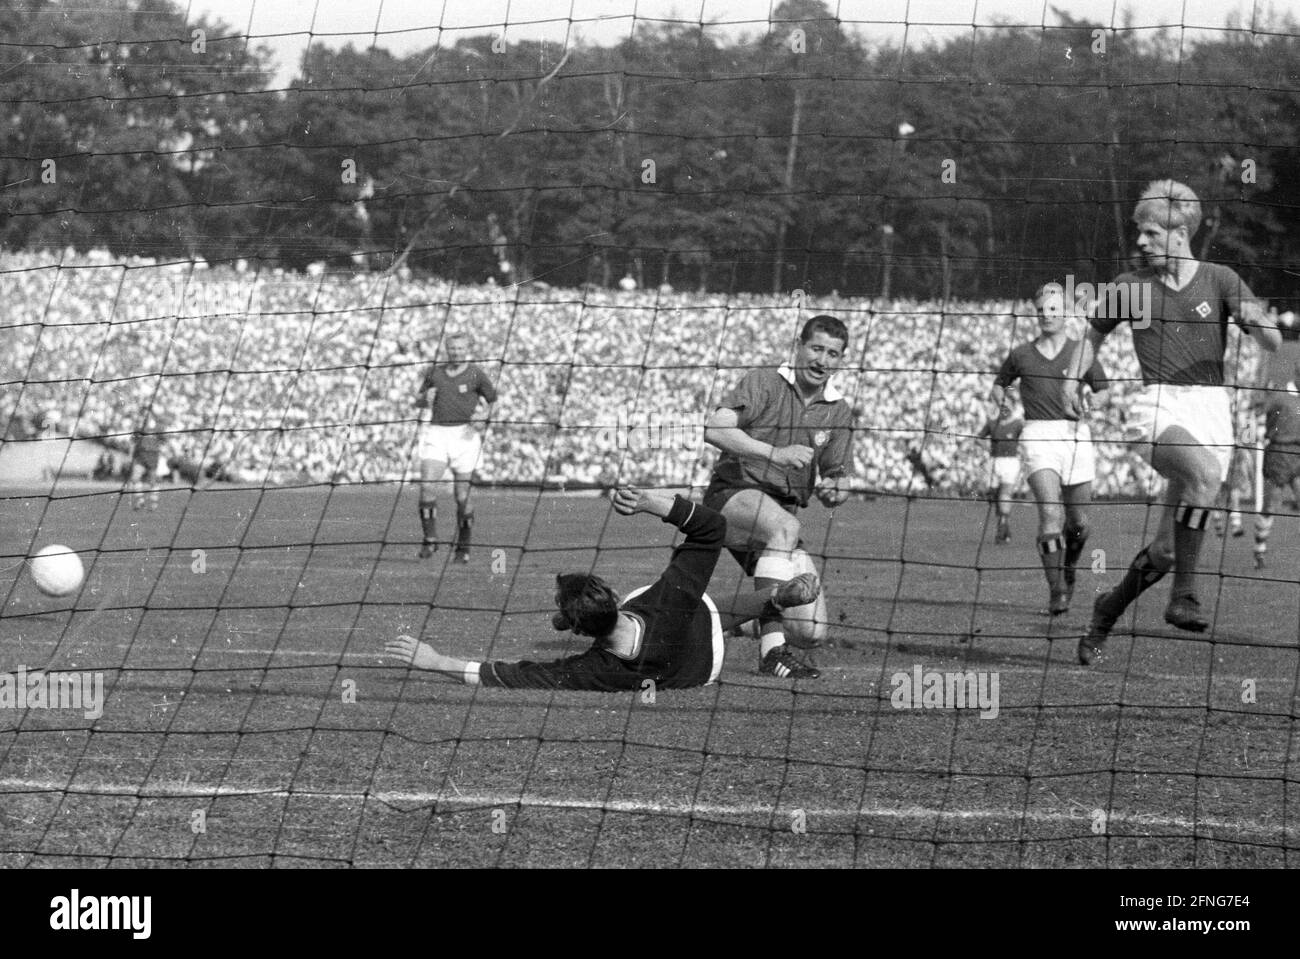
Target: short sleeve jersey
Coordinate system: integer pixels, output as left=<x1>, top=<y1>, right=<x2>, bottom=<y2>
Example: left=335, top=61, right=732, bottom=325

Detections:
left=994, top=338, right=1108, bottom=421
left=709, top=366, right=854, bottom=506
left=418, top=363, right=497, bottom=425
left=1090, top=263, right=1256, bottom=387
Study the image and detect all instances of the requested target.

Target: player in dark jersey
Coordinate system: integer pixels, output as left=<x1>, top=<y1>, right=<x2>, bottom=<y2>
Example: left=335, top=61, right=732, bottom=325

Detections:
left=127, top=409, right=166, bottom=511
left=413, top=332, right=498, bottom=562
left=978, top=393, right=1024, bottom=543
left=1252, top=382, right=1300, bottom=569
left=702, top=314, right=855, bottom=679
left=1067, top=180, right=1281, bottom=664
left=383, top=486, right=823, bottom=689
left=994, top=284, right=1109, bottom=613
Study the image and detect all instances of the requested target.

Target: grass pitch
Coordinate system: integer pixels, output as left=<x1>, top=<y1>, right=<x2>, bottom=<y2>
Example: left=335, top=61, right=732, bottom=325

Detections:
left=1, top=483, right=1296, bottom=867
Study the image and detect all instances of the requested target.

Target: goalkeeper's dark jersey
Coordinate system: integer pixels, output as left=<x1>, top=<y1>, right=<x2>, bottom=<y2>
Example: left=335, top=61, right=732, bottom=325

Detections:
left=479, top=497, right=725, bottom=691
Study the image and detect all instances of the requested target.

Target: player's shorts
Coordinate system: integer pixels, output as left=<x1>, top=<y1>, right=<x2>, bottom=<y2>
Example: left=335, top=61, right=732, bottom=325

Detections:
left=1263, top=444, right=1300, bottom=489
left=1019, top=420, right=1095, bottom=487
left=417, top=424, right=482, bottom=474
left=990, top=455, right=1020, bottom=488
left=1123, top=384, right=1233, bottom=481
left=702, top=481, right=802, bottom=576
left=702, top=479, right=801, bottom=515
left=623, top=585, right=725, bottom=685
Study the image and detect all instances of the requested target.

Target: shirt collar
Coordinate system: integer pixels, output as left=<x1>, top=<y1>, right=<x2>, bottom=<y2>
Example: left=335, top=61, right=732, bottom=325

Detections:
left=777, top=363, right=842, bottom=402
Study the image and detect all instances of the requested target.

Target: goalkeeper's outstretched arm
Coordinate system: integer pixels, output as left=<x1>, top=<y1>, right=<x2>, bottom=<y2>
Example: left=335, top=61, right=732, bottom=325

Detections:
left=383, top=486, right=693, bottom=687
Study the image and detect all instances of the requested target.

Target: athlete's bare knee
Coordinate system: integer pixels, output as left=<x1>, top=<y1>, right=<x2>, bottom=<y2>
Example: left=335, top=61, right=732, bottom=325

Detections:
left=766, top=514, right=801, bottom=550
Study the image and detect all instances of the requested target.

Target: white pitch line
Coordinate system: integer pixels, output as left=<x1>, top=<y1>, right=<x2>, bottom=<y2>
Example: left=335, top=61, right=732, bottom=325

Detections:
left=42, top=648, right=1278, bottom=684
left=0, top=778, right=1285, bottom=837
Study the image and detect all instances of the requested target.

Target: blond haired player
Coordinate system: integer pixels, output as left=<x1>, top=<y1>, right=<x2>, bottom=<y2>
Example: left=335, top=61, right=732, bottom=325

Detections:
left=1069, top=181, right=1280, bottom=664
left=993, top=284, right=1109, bottom=614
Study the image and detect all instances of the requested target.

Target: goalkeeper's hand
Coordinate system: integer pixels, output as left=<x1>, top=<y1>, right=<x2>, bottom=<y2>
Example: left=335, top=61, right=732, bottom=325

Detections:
left=385, top=634, right=440, bottom=670
left=612, top=485, right=674, bottom=518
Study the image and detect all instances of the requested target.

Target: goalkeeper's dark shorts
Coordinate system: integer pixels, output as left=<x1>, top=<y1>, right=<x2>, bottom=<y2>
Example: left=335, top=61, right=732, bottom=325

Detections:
left=702, top=480, right=803, bottom=577
left=1263, top=444, right=1300, bottom=489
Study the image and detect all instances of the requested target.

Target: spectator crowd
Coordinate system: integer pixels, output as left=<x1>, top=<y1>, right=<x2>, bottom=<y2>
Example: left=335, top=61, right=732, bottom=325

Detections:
left=1, top=248, right=1271, bottom=499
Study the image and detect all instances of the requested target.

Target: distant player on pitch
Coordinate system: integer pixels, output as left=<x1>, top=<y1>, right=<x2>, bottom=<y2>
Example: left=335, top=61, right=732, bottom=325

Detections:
left=993, top=283, right=1109, bottom=613
left=385, top=487, right=822, bottom=689
left=1070, top=180, right=1280, bottom=665
left=702, top=314, right=855, bottom=679
left=1251, top=381, right=1300, bottom=569
left=413, top=332, right=497, bottom=563
left=127, top=409, right=166, bottom=511
left=977, top=391, right=1024, bottom=544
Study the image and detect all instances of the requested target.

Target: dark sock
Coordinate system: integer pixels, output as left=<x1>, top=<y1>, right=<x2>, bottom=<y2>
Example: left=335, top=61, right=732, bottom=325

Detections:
left=1171, top=503, right=1210, bottom=597
left=1063, top=522, right=1089, bottom=571
left=1255, top=514, right=1273, bottom=552
left=419, top=502, right=437, bottom=542
left=1103, top=547, right=1167, bottom=618
left=1037, top=533, right=1064, bottom=593
left=456, top=511, right=473, bottom=551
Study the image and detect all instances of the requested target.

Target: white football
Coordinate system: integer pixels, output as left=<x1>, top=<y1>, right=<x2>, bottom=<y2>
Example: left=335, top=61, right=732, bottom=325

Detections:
left=29, top=545, right=85, bottom=597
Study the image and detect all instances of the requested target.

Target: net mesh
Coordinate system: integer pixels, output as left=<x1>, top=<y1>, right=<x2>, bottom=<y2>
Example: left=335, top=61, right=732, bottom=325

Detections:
left=0, top=0, right=1297, bottom=867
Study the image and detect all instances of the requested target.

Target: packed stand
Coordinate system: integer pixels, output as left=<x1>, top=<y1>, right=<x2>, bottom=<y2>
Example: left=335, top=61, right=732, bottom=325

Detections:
left=2, top=249, right=1266, bottom=499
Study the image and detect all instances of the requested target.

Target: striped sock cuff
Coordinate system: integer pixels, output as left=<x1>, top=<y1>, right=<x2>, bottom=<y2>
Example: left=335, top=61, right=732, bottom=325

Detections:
left=1174, top=503, right=1211, bottom=531
left=1037, top=534, right=1064, bottom=556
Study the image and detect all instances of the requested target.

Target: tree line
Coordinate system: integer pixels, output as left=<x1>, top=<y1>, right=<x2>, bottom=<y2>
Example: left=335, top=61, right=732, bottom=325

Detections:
left=3, top=0, right=1298, bottom=302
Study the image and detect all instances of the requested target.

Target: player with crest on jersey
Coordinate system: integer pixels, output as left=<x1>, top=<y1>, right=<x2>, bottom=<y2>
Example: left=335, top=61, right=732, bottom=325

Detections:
left=413, top=332, right=497, bottom=563
left=993, top=284, right=1109, bottom=613
left=702, top=314, right=856, bottom=679
left=1067, top=181, right=1280, bottom=664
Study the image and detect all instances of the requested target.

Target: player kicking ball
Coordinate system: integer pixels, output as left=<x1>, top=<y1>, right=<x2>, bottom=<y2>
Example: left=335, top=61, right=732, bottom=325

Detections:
left=384, top=487, right=822, bottom=689
left=413, top=332, right=497, bottom=563
left=993, top=284, right=1109, bottom=614
left=702, top=314, right=855, bottom=679
left=1070, top=180, right=1280, bottom=665
left=1252, top=382, right=1300, bottom=569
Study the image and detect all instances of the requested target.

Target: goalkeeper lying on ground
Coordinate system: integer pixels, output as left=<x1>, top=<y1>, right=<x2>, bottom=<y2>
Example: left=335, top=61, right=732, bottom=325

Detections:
left=383, top=486, right=821, bottom=689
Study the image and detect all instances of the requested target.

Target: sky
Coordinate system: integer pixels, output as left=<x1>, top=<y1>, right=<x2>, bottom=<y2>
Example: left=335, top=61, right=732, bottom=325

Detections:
left=182, top=0, right=1298, bottom=87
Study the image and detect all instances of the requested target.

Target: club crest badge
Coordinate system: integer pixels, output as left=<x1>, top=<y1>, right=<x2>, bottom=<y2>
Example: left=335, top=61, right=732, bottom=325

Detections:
left=1195, top=301, right=1212, bottom=318
left=813, top=430, right=829, bottom=447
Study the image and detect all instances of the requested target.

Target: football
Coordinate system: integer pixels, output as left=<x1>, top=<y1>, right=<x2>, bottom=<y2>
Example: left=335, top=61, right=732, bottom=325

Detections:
left=29, top=545, right=85, bottom=597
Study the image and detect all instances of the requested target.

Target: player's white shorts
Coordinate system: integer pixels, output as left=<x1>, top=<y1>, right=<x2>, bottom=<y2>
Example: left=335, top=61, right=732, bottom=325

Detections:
left=1020, top=419, right=1095, bottom=486
left=417, top=424, right=483, bottom=474
left=1123, top=384, right=1233, bottom=481
left=990, top=456, right=1020, bottom=488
